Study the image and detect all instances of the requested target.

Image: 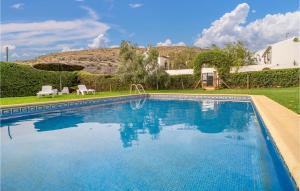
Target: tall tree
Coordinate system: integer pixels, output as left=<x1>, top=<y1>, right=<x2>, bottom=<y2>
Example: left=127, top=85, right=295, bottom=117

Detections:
left=144, top=46, right=170, bottom=89
left=118, top=41, right=147, bottom=84
left=223, top=42, right=256, bottom=68
left=169, top=48, right=198, bottom=69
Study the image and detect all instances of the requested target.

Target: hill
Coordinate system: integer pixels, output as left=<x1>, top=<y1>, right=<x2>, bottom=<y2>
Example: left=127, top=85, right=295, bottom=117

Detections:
left=19, top=46, right=203, bottom=74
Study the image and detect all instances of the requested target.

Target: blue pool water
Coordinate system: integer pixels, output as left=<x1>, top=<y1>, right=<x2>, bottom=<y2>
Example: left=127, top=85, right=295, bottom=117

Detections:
left=1, top=98, right=296, bottom=191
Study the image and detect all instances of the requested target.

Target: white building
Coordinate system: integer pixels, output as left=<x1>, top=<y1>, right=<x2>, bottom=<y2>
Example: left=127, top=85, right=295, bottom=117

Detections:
left=157, top=55, right=170, bottom=69
left=165, top=37, right=299, bottom=89
left=235, top=37, right=300, bottom=72
left=143, top=49, right=171, bottom=69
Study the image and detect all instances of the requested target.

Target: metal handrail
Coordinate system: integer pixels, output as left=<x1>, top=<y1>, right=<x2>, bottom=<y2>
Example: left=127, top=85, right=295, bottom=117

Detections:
left=130, top=84, right=146, bottom=94
left=136, top=84, right=145, bottom=94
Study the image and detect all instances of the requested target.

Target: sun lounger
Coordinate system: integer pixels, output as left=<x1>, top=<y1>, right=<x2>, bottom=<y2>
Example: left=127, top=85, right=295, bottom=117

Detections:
left=60, top=87, right=70, bottom=95
left=37, top=85, right=57, bottom=97
left=77, top=85, right=95, bottom=95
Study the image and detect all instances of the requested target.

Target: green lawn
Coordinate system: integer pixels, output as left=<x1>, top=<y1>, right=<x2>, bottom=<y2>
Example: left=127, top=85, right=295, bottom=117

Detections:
left=1, top=87, right=299, bottom=114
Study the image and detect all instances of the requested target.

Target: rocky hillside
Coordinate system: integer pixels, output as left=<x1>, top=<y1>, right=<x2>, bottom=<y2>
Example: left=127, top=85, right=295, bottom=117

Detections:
left=20, top=46, right=203, bottom=74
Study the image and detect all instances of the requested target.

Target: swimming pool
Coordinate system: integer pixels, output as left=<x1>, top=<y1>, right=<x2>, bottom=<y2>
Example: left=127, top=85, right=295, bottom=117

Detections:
left=1, top=96, right=297, bottom=191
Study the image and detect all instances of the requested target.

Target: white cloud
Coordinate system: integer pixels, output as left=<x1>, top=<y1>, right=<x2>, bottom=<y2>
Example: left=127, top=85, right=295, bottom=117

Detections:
left=157, top=38, right=186, bottom=47
left=75, top=0, right=84, bottom=2
left=194, top=3, right=300, bottom=50
left=251, top=9, right=256, bottom=13
left=110, top=45, right=120, bottom=48
left=1, top=44, right=16, bottom=53
left=11, top=53, right=20, bottom=58
left=1, top=6, right=110, bottom=60
left=11, top=3, right=24, bottom=9
left=129, top=3, right=143, bottom=8
left=80, top=6, right=99, bottom=20
left=88, top=34, right=109, bottom=48
left=61, top=46, right=83, bottom=52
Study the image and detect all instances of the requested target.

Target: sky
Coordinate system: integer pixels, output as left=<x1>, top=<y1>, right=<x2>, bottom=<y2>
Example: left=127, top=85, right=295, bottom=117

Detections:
left=1, top=0, right=299, bottom=61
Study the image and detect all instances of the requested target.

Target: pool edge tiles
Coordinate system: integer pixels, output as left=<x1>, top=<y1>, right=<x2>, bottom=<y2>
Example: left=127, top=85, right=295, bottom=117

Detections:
left=250, top=95, right=300, bottom=189
left=0, top=94, right=148, bottom=119
left=0, top=94, right=251, bottom=119
left=149, top=93, right=251, bottom=102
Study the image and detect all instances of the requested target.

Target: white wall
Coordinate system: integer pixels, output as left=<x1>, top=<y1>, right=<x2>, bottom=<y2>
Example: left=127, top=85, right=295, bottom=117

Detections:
left=202, top=67, right=216, bottom=73
left=254, top=37, right=300, bottom=67
left=158, top=56, right=169, bottom=68
left=165, top=68, right=217, bottom=76
left=166, top=69, right=193, bottom=75
left=235, top=37, right=300, bottom=72
left=271, top=38, right=300, bottom=68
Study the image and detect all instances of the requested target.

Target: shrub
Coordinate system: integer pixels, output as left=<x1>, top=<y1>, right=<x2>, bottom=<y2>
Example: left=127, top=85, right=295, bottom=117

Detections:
left=0, top=62, right=78, bottom=97
left=77, top=71, right=129, bottom=91
left=78, top=72, right=196, bottom=90
left=227, top=68, right=299, bottom=88
left=167, top=75, right=196, bottom=89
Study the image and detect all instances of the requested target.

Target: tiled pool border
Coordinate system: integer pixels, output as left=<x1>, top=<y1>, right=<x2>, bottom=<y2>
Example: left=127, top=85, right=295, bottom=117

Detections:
left=0, top=93, right=298, bottom=189
left=0, top=94, right=252, bottom=119
left=0, top=94, right=148, bottom=119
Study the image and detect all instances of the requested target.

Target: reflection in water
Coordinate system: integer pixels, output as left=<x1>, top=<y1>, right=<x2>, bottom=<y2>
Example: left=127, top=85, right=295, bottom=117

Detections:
left=130, top=96, right=146, bottom=110
left=7, top=125, right=12, bottom=140
left=34, top=114, right=84, bottom=132
left=1, top=99, right=254, bottom=148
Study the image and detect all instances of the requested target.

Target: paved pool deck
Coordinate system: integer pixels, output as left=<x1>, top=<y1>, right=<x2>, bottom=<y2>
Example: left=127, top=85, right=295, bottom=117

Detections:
left=251, top=95, right=300, bottom=187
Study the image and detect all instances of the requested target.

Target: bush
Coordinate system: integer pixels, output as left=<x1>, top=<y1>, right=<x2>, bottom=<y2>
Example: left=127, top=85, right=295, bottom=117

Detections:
left=78, top=72, right=196, bottom=90
left=77, top=71, right=129, bottom=91
left=167, top=75, right=196, bottom=89
left=0, top=62, right=78, bottom=97
left=226, top=68, right=299, bottom=88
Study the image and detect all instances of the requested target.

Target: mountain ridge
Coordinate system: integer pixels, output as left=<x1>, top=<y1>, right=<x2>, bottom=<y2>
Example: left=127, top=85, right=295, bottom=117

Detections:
left=19, top=46, right=203, bottom=74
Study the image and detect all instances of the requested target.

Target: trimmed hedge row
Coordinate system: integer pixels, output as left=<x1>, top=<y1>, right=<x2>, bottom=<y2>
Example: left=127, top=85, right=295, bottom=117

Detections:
left=77, top=71, right=128, bottom=91
left=226, top=68, right=300, bottom=88
left=0, top=62, right=78, bottom=97
left=168, top=75, right=196, bottom=89
left=2, top=62, right=298, bottom=97
left=78, top=72, right=197, bottom=91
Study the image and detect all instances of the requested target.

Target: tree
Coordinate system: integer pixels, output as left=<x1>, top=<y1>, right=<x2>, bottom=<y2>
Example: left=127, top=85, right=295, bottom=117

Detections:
left=193, top=42, right=255, bottom=81
left=118, top=41, right=147, bottom=84
left=169, top=47, right=198, bottom=69
left=144, top=46, right=170, bottom=89
left=193, top=48, right=231, bottom=79
left=223, top=41, right=256, bottom=69
left=117, top=41, right=170, bottom=89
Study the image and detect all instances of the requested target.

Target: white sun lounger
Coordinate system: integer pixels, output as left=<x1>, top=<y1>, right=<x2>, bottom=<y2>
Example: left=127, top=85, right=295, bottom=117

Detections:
left=60, top=87, right=70, bottom=95
left=77, top=85, right=95, bottom=95
left=37, top=85, right=57, bottom=97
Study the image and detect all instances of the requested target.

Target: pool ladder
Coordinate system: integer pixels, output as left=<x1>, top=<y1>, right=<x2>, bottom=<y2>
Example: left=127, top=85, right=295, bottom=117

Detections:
left=130, top=84, right=146, bottom=94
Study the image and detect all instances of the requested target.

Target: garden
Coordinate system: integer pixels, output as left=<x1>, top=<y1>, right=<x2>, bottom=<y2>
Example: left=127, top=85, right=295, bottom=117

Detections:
left=0, top=41, right=299, bottom=114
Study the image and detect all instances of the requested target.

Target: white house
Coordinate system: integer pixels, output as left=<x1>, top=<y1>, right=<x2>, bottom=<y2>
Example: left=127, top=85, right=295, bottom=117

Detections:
left=166, top=37, right=300, bottom=88
left=235, top=37, right=300, bottom=72
left=143, top=49, right=171, bottom=69
left=157, top=55, right=170, bottom=69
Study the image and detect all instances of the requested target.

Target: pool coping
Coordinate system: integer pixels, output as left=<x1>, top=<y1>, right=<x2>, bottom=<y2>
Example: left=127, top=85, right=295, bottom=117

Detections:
left=250, top=95, right=300, bottom=188
left=1, top=93, right=299, bottom=188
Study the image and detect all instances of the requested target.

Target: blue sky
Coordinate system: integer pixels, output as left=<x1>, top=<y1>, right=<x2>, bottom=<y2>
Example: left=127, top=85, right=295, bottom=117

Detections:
left=1, top=0, right=299, bottom=60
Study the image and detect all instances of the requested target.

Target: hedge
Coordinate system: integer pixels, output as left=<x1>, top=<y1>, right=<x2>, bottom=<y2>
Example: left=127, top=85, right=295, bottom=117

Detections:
left=2, top=62, right=297, bottom=98
left=77, top=72, right=197, bottom=91
left=0, top=62, right=78, bottom=97
left=226, top=68, right=300, bottom=88
left=168, top=75, right=196, bottom=89
left=77, top=71, right=129, bottom=91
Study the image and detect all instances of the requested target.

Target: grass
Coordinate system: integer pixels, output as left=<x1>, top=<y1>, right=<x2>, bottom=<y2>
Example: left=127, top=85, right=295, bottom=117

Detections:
left=1, top=87, right=299, bottom=114
left=0, top=91, right=131, bottom=106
